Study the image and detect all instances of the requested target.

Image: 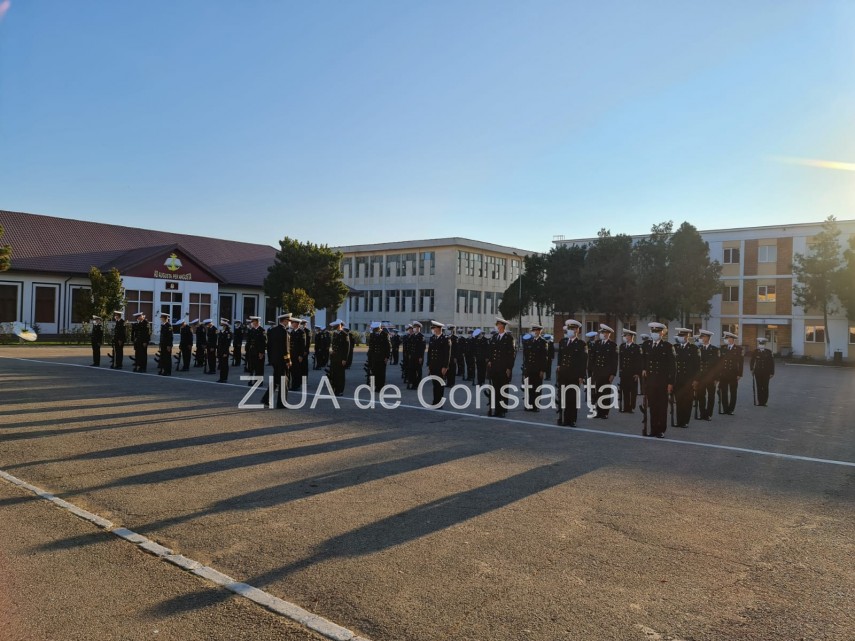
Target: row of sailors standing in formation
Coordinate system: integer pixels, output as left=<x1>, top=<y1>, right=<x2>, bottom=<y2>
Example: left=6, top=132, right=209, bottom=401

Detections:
left=90, top=311, right=348, bottom=383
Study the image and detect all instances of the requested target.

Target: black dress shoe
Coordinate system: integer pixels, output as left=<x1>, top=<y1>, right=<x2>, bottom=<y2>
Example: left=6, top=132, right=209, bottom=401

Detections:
left=568, top=421, right=576, bottom=427
left=655, top=433, right=665, bottom=438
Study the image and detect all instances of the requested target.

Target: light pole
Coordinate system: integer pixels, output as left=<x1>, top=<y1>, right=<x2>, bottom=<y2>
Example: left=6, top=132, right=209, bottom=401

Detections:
left=512, top=252, right=522, bottom=342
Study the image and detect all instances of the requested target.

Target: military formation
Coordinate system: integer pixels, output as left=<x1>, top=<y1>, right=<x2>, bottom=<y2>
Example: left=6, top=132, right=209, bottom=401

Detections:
left=90, top=311, right=775, bottom=436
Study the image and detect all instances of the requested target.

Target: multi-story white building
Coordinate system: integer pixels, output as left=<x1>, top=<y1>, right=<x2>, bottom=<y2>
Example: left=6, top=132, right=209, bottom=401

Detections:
left=332, top=238, right=552, bottom=335
left=552, top=219, right=855, bottom=360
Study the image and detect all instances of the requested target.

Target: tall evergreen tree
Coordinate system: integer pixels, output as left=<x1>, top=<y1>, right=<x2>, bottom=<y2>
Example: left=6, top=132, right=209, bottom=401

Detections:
left=544, top=244, right=587, bottom=316
left=88, top=267, right=126, bottom=321
left=669, top=222, right=722, bottom=327
left=633, top=221, right=676, bottom=321
left=265, top=238, right=349, bottom=315
left=0, top=225, right=11, bottom=272
left=582, top=229, right=636, bottom=326
left=792, top=215, right=844, bottom=359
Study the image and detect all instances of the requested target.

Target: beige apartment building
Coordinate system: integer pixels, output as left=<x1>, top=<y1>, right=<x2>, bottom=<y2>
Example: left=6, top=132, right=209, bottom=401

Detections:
left=552, top=220, right=855, bottom=361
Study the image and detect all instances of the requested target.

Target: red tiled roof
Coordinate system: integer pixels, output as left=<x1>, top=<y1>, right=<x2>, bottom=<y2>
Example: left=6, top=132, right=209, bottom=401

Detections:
left=0, top=210, right=276, bottom=287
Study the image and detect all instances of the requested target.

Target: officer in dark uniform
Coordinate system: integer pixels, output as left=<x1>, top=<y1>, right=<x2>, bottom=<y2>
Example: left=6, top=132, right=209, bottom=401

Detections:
left=157, top=312, right=173, bottom=376
left=424, top=321, right=451, bottom=405
left=618, top=329, right=642, bottom=413
left=289, top=316, right=307, bottom=390
left=178, top=318, right=193, bottom=371
left=245, top=316, right=266, bottom=385
left=299, top=320, right=311, bottom=379
left=215, top=319, right=232, bottom=383
left=750, top=337, right=775, bottom=406
left=673, top=328, right=700, bottom=427
left=590, top=324, right=618, bottom=419
left=556, top=320, right=587, bottom=427
left=585, top=331, right=599, bottom=381
left=696, top=329, right=719, bottom=420
left=90, top=316, right=103, bottom=367
left=204, top=320, right=218, bottom=374
left=642, top=322, right=675, bottom=438
left=328, top=319, right=348, bottom=395
left=231, top=320, right=244, bottom=366
left=719, top=331, right=743, bottom=414
left=453, top=328, right=467, bottom=383
left=401, top=324, right=413, bottom=383
left=544, top=333, right=555, bottom=381
left=111, top=310, right=126, bottom=369
left=470, top=329, right=487, bottom=386
left=465, top=330, right=477, bottom=381
left=388, top=329, right=401, bottom=366
left=444, top=325, right=459, bottom=388
left=407, top=322, right=426, bottom=389
left=132, top=312, right=151, bottom=373
left=194, top=319, right=207, bottom=368
left=487, top=317, right=515, bottom=417
left=319, top=325, right=332, bottom=369
left=366, top=321, right=392, bottom=391
left=523, top=324, right=549, bottom=411
left=262, top=313, right=290, bottom=405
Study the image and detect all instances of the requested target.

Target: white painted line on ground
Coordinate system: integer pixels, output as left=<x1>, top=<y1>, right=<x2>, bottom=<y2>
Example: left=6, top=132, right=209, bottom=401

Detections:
left=3, top=355, right=855, bottom=468
left=0, top=468, right=371, bottom=641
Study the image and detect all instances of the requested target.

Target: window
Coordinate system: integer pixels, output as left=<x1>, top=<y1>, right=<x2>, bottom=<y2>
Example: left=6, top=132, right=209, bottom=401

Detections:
left=219, top=294, right=234, bottom=324
left=368, top=290, right=382, bottom=313
left=385, top=289, right=400, bottom=313
left=722, top=286, right=740, bottom=302
left=689, top=323, right=703, bottom=336
left=386, top=255, right=402, bottom=278
left=723, top=248, right=740, bottom=264
left=623, top=322, right=637, bottom=333
left=469, top=290, right=481, bottom=315
left=0, top=283, right=19, bottom=322
left=401, top=289, right=416, bottom=313
left=497, top=257, right=507, bottom=280
left=419, top=252, right=435, bottom=276
left=70, top=287, right=91, bottom=324
left=126, top=289, right=154, bottom=319
left=34, top=286, right=57, bottom=324
left=355, top=256, right=368, bottom=279
left=189, top=292, right=211, bottom=321
left=341, top=258, right=353, bottom=279
left=805, top=325, right=826, bottom=343
left=850, top=327, right=855, bottom=344
left=474, top=253, right=483, bottom=278
left=402, top=253, right=417, bottom=277
left=511, top=258, right=521, bottom=282
left=242, top=296, right=257, bottom=321
left=757, top=285, right=776, bottom=303
left=369, top=255, right=384, bottom=278
left=419, top=289, right=434, bottom=313
left=722, top=323, right=739, bottom=337
left=483, top=291, right=494, bottom=315
left=758, top=245, right=777, bottom=263
left=160, top=291, right=183, bottom=323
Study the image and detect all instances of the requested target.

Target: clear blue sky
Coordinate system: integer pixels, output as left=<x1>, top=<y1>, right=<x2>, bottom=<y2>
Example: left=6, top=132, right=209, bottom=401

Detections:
left=1, top=1, right=853, bottom=252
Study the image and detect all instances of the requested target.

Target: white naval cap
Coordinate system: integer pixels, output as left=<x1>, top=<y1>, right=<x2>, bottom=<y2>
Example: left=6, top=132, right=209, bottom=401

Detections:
left=370, top=321, right=382, bottom=329
left=648, top=322, right=666, bottom=331
left=132, top=312, right=144, bottom=318
left=430, top=320, right=444, bottom=328
left=599, top=324, right=614, bottom=333
left=203, top=318, right=213, bottom=324
left=723, top=331, right=738, bottom=339
left=472, top=329, right=482, bottom=337
left=565, top=319, right=582, bottom=328
left=699, top=329, right=715, bottom=337
left=622, top=329, right=636, bottom=336
left=585, top=331, right=598, bottom=338
left=329, top=318, right=344, bottom=327
left=675, top=327, right=692, bottom=335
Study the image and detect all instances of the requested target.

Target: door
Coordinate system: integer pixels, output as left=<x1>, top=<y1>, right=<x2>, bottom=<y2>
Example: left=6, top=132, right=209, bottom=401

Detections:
left=160, top=291, right=183, bottom=325
left=765, top=328, right=778, bottom=354
left=33, top=284, right=59, bottom=334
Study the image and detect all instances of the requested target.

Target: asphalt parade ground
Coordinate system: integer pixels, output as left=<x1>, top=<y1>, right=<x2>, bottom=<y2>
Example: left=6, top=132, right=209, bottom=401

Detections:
left=0, top=347, right=853, bottom=641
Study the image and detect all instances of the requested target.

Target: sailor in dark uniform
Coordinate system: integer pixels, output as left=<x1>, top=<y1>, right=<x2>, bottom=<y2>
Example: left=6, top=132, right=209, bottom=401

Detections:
left=289, top=316, right=307, bottom=390
left=262, top=313, right=291, bottom=405
left=673, top=327, right=700, bottom=427
left=157, top=312, right=173, bottom=376
left=618, top=329, right=642, bottom=413
left=696, top=329, right=719, bottom=420
left=642, top=322, right=675, bottom=438
left=472, top=329, right=489, bottom=386
left=453, top=328, right=467, bottom=383
left=750, top=337, right=775, bottom=406
left=522, top=324, right=549, bottom=411
left=401, top=324, right=413, bottom=383
left=544, top=333, right=555, bottom=381
left=132, top=312, right=151, bottom=373
left=426, top=321, right=451, bottom=405
left=344, top=326, right=355, bottom=369
left=407, top=322, right=426, bottom=390
left=556, top=320, right=587, bottom=427
left=204, top=319, right=218, bottom=374
left=231, top=320, right=244, bottom=366
left=590, top=324, right=618, bottom=419
left=245, top=316, right=266, bottom=385
left=111, top=310, right=126, bottom=369
left=194, top=319, right=207, bottom=368
left=178, top=318, right=193, bottom=371
left=366, top=321, right=392, bottom=391
left=389, top=329, right=401, bottom=366
left=465, top=330, right=477, bottom=381
left=328, top=319, right=348, bottom=395
left=719, top=331, right=743, bottom=414
left=216, top=319, right=232, bottom=383
left=90, top=316, right=103, bottom=367
left=444, top=325, right=459, bottom=388
left=487, top=317, right=515, bottom=417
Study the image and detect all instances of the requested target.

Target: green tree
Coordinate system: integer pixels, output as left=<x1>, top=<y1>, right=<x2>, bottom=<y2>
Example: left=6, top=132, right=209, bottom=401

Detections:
left=633, top=221, right=677, bottom=321
left=499, top=253, right=547, bottom=324
left=582, top=229, right=636, bottom=326
left=836, top=235, right=855, bottom=321
left=544, top=244, right=587, bottom=316
left=282, top=287, right=315, bottom=318
left=0, top=225, right=11, bottom=272
left=669, top=222, right=722, bottom=327
left=792, top=215, right=844, bottom=359
left=265, top=238, right=348, bottom=314
left=88, top=267, right=126, bottom=320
